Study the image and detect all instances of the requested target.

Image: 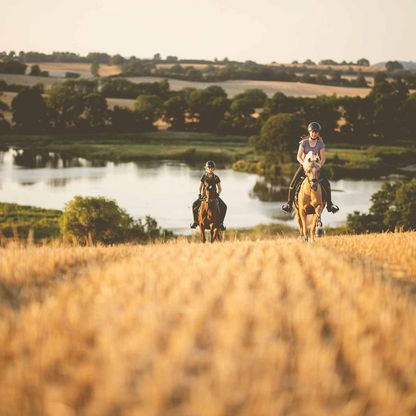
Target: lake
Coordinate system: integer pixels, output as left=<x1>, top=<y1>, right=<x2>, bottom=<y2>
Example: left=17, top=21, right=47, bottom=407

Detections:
left=0, top=148, right=385, bottom=234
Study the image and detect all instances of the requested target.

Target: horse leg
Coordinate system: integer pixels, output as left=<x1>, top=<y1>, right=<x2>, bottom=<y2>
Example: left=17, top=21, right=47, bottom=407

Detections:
left=199, top=224, right=206, bottom=243
left=295, top=208, right=304, bottom=238
left=310, top=212, right=318, bottom=242
left=210, top=224, right=214, bottom=243
left=300, top=210, right=308, bottom=242
left=217, top=229, right=222, bottom=242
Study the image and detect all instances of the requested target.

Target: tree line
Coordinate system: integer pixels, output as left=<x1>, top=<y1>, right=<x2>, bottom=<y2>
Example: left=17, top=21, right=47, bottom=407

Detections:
left=1, top=77, right=416, bottom=142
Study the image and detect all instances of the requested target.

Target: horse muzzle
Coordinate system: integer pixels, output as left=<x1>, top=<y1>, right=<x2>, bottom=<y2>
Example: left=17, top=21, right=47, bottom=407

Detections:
left=311, top=180, right=318, bottom=191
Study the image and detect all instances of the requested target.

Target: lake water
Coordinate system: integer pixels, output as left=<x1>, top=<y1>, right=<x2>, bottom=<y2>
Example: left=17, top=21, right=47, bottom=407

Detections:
left=0, top=148, right=385, bottom=234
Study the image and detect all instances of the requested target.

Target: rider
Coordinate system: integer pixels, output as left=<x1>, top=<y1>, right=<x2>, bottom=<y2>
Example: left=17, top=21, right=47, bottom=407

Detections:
left=190, top=160, right=227, bottom=230
left=281, top=122, right=339, bottom=214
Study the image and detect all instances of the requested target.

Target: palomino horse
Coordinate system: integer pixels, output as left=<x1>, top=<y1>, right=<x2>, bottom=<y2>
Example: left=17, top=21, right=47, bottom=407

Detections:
left=198, top=183, right=222, bottom=243
left=294, top=151, right=326, bottom=242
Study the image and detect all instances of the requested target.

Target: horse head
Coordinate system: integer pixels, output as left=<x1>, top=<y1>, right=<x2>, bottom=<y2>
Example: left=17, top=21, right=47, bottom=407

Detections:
left=303, top=151, right=321, bottom=191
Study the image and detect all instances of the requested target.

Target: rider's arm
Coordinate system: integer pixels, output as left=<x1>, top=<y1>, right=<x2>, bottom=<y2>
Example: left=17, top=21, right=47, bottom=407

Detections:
left=319, top=148, right=326, bottom=166
left=198, top=182, right=204, bottom=195
left=296, top=143, right=305, bottom=165
left=217, top=182, right=222, bottom=195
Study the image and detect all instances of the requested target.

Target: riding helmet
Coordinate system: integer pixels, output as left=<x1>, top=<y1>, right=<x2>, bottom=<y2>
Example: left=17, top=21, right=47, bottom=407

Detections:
left=308, top=122, right=322, bottom=132
left=205, top=160, right=216, bottom=168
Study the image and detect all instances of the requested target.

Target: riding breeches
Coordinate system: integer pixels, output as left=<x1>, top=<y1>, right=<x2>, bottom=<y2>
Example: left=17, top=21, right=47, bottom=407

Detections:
left=287, top=166, right=304, bottom=205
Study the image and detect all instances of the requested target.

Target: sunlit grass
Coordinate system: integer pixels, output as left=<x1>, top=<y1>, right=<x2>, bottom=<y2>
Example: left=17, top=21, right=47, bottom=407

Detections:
left=1, top=232, right=416, bottom=415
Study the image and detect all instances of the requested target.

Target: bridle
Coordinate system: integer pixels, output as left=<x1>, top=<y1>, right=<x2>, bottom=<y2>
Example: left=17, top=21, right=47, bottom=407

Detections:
left=304, top=160, right=321, bottom=191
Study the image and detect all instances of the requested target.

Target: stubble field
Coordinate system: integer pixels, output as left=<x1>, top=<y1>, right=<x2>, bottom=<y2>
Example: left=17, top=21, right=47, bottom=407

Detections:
left=1, top=232, right=416, bottom=415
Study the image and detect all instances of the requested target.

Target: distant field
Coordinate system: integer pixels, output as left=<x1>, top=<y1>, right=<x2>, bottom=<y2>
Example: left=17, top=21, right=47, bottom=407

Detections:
left=1, top=68, right=371, bottom=98
left=1, top=232, right=415, bottom=415
left=126, top=76, right=371, bottom=98
left=26, top=62, right=121, bottom=77
left=271, top=62, right=386, bottom=72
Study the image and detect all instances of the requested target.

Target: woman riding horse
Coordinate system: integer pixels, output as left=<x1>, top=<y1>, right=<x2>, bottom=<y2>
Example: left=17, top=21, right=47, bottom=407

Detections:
left=295, top=152, right=324, bottom=241
left=190, top=160, right=227, bottom=230
left=282, top=122, right=339, bottom=214
left=198, top=179, right=222, bottom=242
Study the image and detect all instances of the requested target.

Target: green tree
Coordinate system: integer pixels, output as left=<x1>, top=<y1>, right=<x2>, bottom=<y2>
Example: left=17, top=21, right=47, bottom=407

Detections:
left=229, top=89, right=267, bottom=132
left=385, top=61, right=404, bottom=72
left=369, top=80, right=408, bottom=139
left=383, top=179, right=416, bottom=230
left=84, top=92, right=108, bottom=127
left=110, top=106, right=141, bottom=131
left=11, top=87, right=49, bottom=130
left=252, top=113, right=303, bottom=164
left=134, top=94, right=163, bottom=128
left=0, top=95, right=10, bottom=131
left=340, top=96, right=372, bottom=141
left=357, top=58, right=370, bottom=66
left=91, top=61, right=100, bottom=77
left=29, top=64, right=41, bottom=76
left=188, top=86, right=229, bottom=131
left=60, top=196, right=140, bottom=245
left=47, top=82, right=85, bottom=128
left=47, top=80, right=98, bottom=128
left=347, top=179, right=416, bottom=233
left=163, top=95, right=187, bottom=130
left=110, top=54, right=126, bottom=65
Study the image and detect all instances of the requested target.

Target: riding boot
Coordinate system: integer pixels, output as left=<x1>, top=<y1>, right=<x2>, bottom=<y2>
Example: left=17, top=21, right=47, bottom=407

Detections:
left=218, top=197, right=227, bottom=230
left=191, top=199, right=201, bottom=228
left=320, top=178, right=339, bottom=213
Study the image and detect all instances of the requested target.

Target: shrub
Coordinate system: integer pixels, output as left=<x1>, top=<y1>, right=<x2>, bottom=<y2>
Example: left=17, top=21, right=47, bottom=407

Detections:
left=60, top=196, right=172, bottom=245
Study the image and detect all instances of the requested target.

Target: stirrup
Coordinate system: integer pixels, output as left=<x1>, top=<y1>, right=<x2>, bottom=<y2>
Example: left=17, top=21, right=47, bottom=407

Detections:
left=220, top=224, right=226, bottom=231
left=190, top=222, right=198, bottom=229
left=282, top=203, right=292, bottom=213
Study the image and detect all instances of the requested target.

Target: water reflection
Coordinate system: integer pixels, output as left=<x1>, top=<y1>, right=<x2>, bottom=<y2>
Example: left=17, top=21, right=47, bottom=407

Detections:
left=0, top=147, right=386, bottom=233
left=249, top=180, right=288, bottom=202
left=9, top=148, right=105, bottom=169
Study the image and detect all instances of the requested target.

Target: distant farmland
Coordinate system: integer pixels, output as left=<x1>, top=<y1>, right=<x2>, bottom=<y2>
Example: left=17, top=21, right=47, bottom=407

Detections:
left=125, top=76, right=371, bottom=98
left=1, top=73, right=371, bottom=98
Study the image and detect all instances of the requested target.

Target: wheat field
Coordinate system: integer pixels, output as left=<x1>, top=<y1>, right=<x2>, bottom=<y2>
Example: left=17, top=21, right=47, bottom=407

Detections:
left=1, top=232, right=416, bottom=416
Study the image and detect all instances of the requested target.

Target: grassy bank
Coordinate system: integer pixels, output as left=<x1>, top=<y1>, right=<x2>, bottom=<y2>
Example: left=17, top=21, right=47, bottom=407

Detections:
left=0, top=131, right=251, bottom=164
left=233, top=143, right=416, bottom=179
left=0, top=202, right=61, bottom=242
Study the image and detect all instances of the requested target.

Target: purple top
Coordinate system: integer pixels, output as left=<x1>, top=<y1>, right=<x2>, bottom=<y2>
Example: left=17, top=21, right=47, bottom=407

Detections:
left=300, top=138, right=325, bottom=155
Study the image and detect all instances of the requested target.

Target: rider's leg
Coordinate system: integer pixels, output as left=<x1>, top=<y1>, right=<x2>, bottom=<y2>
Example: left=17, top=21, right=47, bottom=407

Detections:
left=218, top=198, right=227, bottom=230
left=190, top=199, right=201, bottom=228
left=282, top=166, right=304, bottom=213
left=320, top=178, right=339, bottom=213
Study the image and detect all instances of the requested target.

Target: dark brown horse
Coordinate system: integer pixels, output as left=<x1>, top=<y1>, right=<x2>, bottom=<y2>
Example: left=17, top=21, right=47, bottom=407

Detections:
left=198, top=183, right=222, bottom=243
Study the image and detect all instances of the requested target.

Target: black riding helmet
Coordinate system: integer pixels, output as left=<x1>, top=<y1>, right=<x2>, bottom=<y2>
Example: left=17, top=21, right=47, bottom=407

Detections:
left=308, top=122, right=321, bottom=132
left=205, top=160, right=216, bottom=169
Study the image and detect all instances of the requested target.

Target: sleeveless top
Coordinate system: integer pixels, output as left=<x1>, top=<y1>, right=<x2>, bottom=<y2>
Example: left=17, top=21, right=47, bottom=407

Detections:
left=300, top=138, right=325, bottom=155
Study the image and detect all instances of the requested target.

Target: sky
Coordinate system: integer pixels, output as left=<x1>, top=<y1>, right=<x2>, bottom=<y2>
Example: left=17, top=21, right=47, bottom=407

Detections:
left=1, top=0, right=415, bottom=64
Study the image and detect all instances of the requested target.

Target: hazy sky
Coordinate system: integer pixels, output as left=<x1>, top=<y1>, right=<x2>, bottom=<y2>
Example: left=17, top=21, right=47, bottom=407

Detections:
left=2, top=0, right=415, bottom=64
